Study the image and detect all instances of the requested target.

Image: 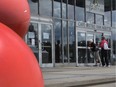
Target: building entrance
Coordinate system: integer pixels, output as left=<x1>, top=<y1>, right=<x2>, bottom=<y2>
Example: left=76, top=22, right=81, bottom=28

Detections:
left=77, top=30, right=111, bottom=66
left=25, top=21, right=54, bottom=67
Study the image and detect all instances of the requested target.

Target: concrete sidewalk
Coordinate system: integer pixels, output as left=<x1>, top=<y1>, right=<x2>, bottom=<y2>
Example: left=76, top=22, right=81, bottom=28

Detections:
left=42, top=66, right=116, bottom=87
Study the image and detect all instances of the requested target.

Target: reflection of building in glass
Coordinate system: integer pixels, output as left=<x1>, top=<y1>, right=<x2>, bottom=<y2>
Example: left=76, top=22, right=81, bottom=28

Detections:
left=26, top=0, right=116, bottom=67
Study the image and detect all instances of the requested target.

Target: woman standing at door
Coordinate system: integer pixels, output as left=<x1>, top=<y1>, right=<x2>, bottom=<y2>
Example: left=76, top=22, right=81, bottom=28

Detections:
left=100, top=36, right=110, bottom=67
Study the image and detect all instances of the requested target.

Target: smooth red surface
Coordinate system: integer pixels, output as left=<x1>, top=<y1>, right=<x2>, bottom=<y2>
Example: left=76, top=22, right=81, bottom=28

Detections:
left=0, top=0, right=30, bottom=38
left=0, top=23, right=44, bottom=87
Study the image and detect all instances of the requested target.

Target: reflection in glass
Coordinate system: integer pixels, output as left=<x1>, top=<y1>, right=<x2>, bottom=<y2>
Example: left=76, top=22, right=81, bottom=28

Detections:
left=40, top=0, right=52, bottom=17
left=86, top=12, right=94, bottom=24
left=54, top=19, right=62, bottom=63
left=26, top=23, right=39, bottom=61
left=104, top=34, right=111, bottom=48
left=28, top=0, right=38, bottom=16
left=78, top=32, right=86, bottom=46
left=87, top=33, right=94, bottom=63
left=68, top=0, right=74, bottom=19
left=78, top=48, right=86, bottom=63
left=62, top=0, right=67, bottom=19
left=41, top=24, right=52, bottom=63
left=69, top=21, right=75, bottom=62
left=104, top=0, right=111, bottom=27
left=95, top=33, right=102, bottom=45
left=62, top=21, right=68, bottom=63
left=75, top=0, right=85, bottom=21
left=112, top=11, right=116, bottom=27
left=54, top=0, right=61, bottom=18
left=112, top=29, right=116, bottom=62
left=104, top=11, right=111, bottom=27
left=87, top=33, right=94, bottom=46
left=87, top=49, right=94, bottom=63
left=96, top=14, right=103, bottom=25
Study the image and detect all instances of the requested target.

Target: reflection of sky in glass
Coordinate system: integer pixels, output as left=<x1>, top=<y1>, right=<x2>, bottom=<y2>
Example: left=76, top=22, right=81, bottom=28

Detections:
left=54, top=1, right=61, bottom=18
left=68, top=5, right=74, bottom=19
left=69, top=22, right=74, bottom=44
left=86, top=12, right=94, bottom=24
left=62, top=3, right=66, bottom=18
left=28, top=0, right=38, bottom=16
left=54, top=20, right=61, bottom=41
left=104, top=11, right=111, bottom=27
left=62, top=21, right=67, bottom=45
left=40, top=0, right=52, bottom=17
left=112, top=29, right=116, bottom=40
left=96, top=14, right=103, bottom=25
left=78, top=32, right=85, bottom=42
left=75, top=7, right=84, bottom=21
left=112, top=11, right=116, bottom=27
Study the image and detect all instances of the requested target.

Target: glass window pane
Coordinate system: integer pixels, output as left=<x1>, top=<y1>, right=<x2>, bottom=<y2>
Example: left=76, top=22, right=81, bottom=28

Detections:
left=78, top=32, right=86, bottom=46
left=40, top=0, right=52, bottom=17
left=86, top=12, right=94, bottom=24
left=26, top=23, right=39, bottom=61
left=41, top=24, right=52, bottom=63
left=78, top=48, right=86, bottom=63
left=112, top=29, right=116, bottom=61
left=54, top=19, right=61, bottom=63
left=62, top=21, right=68, bottom=63
left=104, top=12, right=111, bottom=27
left=112, top=11, right=116, bottom=27
left=69, top=21, right=75, bottom=62
left=104, top=0, right=111, bottom=27
left=62, top=0, right=67, bottom=19
left=96, top=14, right=103, bottom=25
left=75, top=0, right=85, bottom=21
left=28, top=0, right=38, bottom=16
left=68, top=0, right=74, bottom=19
left=54, top=0, right=61, bottom=18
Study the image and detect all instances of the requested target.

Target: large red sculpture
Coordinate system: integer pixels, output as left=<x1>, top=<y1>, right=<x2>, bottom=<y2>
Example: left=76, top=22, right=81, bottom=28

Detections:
left=0, top=0, right=44, bottom=87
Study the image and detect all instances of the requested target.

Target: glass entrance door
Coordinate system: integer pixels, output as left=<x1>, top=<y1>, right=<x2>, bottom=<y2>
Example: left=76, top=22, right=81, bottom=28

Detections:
left=86, top=33, right=94, bottom=64
left=25, top=22, right=53, bottom=67
left=77, top=31, right=86, bottom=65
left=38, top=23, right=53, bottom=67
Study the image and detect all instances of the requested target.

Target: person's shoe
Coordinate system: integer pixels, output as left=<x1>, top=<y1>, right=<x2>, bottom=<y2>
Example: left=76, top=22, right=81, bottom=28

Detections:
left=93, top=65, right=97, bottom=67
left=106, top=65, right=110, bottom=67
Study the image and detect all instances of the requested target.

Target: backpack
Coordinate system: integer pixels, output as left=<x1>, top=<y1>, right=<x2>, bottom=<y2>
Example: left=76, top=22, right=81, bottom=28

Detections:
left=104, top=42, right=109, bottom=50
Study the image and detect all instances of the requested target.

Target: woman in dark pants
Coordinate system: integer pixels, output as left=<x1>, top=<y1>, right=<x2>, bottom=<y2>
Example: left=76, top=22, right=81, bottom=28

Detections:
left=100, top=37, right=109, bottom=67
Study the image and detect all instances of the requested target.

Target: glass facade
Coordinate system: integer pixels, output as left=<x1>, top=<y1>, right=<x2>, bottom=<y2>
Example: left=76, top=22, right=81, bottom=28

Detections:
left=75, top=0, right=85, bottom=21
left=111, top=0, right=116, bottom=64
left=86, top=12, right=94, bottom=24
left=39, top=0, right=52, bottom=17
left=27, top=0, right=116, bottom=67
left=104, top=0, right=111, bottom=26
left=96, top=14, right=103, bottom=25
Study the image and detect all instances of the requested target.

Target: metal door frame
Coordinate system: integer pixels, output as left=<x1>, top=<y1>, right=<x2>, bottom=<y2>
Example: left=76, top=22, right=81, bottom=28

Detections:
left=30, top=20, right=54, bottom=67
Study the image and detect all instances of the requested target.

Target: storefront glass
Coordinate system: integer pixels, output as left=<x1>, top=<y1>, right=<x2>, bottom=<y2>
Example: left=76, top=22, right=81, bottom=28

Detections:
left=86, top=12, right=94, bottom=24
left=104, top=0, right=111, bottom=27
left=112, top=29, right=116, bottom=62
left=54, top=19, right=62, bottom=63
left=62, top=0, right=67, bottom=19
left=68, top=0, right=74, bottom=20
left=75, top=0, right=85, bottom=21
left=39, top=0, right=52, bottom=17
left=62, top=21, right=68, bottom=63
left=96, top=14, right=103, bottom=25
left=112, top=0, right=116, bottom=27
left=112, top=11, right=116, bottom=27
left=69, top=21, right=75, bottom=62
left=28, top=0, right=38, bottom=16
left=77, top=32, right=86, bottom=63
left=54, top=0, right=61, bottom=18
